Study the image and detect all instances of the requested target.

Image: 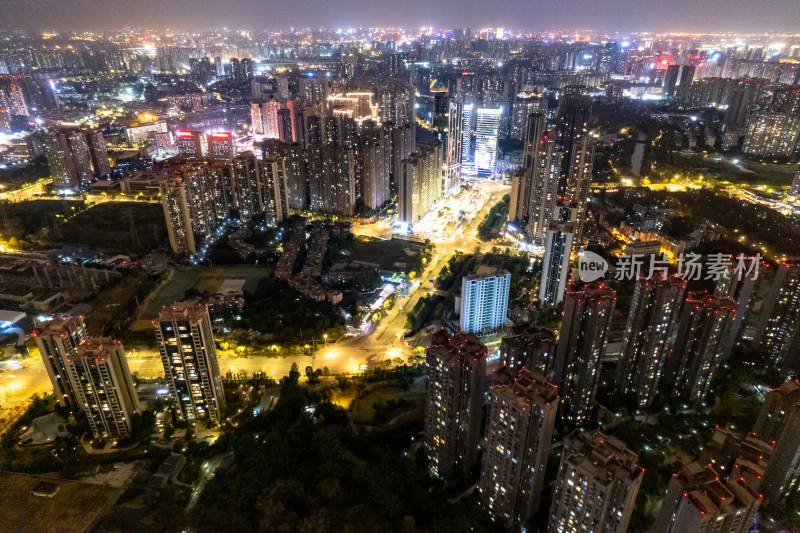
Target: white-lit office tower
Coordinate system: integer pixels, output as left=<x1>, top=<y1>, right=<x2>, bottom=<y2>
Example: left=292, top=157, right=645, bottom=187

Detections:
left=66, top=337, right=140, bottom=439
left=424, top=329, right=487, bottom=483
left=34, top=316, right=88, bottom=408
left=460, top=102, right=476, bottom=175
left=307, top=144, right=357, bottom=216
left=398, top=144, right=442, bottom=226
left=651, top=463, right=760, bottom=533
left=547, top=430, right=643, bottom=533
left=459, top=266, right=511, bottom=334
left=539, top=203, right=577, bottom=307
left=153, top=302, right=226, bottom=423
left=509, top=113, right=563, bottom=244
left=250, top=99, right=280, bottom=138
left=617, top=274, right=687, bottom=408
left=756, top=259, right=800, bottom=370
left=667, top=294, right=736, bottom=402
left=500, top=323, right=557, bottom=377
left=715, top=263, right=759, bottom=359
left=479, top=366, right=558, bottom=527
left=554, top=282, right=615, bottom=424
left=474, top=106, right=502, bottom=176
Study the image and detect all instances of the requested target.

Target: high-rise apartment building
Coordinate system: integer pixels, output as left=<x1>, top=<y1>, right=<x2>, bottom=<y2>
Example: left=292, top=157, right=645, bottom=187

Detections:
left=459, top=265, right=511, bottom=334
left=555, top=89, right=594, bottom=245
left=500, top=323, right=557, bottom=377
left=65, top=337, right=140, bottom=439
left=434, top=93, right=464, bottom=193
left=175, top=130, right=206, bottom=159
left=539, top=203, right=576, bottom=307
left=509, top=113, right=563, bottom=244
left=33, top=316, right=88, bottom=408
left=206, top=132, right=235, bottom=161
left=479, top=366, right=558, bottom=526
left=757, top=259, right=800, bottom=369
left=547, top=430, right=643, bottom=533
left=160, top=177, right=198, bottom=254
left=617, top=274, right=687, bottom=407
left=251, top=99, right=280, bottom=138
left=43, top=129, right=107, bottom=189
left=667, top=294, right=736, bottom=402
left=153, top=302, right=226, bottom=423
left=307, top=144, right=356, bottom=216
left=398, top=144, right=442, bottom=226
left=742, top=112, right=800, bottom=157
left=652, top=462, right=761, bottom=533
left=228, top=152, right=289, bottom=225
left=360, top=140, right=390, bottom=209
left=663, top=64, right=696, bottom=98
left=715, top=264, right=759, bottom=359
left=554, top=282, right=615, bottom=424
left=86, top=130, right=111, bottom=177
left=424, top=329, right=487, bottom=483
left=510, top=94, right=547, bottom=140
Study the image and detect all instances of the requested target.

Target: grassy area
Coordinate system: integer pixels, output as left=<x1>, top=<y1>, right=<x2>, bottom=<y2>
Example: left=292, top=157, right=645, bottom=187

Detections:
left=350, top=384, right=421, bottom=425
left=84, top=271, right=155, bottom=336
left=0, top=472, right=119, bottom=533
left=0, top=199, right=86, bottom=243
left=477, top=194, right=510, bottom=241
left=45, top=201, right=166, bottom=254
left=344, top=236, right=432, bottom=272
left=145, top=265, right=271, bottom=317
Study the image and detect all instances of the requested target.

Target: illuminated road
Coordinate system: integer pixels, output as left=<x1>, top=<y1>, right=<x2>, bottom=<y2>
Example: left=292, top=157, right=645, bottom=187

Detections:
left=0, top=178, right=510, bottom=427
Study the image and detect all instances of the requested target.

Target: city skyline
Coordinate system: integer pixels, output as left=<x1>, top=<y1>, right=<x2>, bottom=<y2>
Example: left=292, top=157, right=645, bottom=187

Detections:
left=1, top=0, right=799, bottom=34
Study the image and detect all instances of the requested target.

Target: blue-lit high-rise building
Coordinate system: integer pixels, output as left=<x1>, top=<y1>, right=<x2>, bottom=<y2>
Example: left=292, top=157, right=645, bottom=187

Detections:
left=474, top=105, right=502, bottom=176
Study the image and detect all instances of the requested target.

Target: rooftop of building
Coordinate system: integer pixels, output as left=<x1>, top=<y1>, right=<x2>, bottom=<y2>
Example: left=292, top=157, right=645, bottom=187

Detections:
left=157, top=301, right=209, bottom=321
left=463, top=265, right=511, bottom=280
left=75, top=337, right=121, bottom=359
left=566, top=430, right=642, bottom=487
left=428, top=328, right=487, bottom=361
left=491, top=365, right=558, bottom=408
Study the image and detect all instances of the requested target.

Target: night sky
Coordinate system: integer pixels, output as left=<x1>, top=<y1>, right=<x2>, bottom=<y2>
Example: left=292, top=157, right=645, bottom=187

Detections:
left=0, top=0, right=798, bottom=33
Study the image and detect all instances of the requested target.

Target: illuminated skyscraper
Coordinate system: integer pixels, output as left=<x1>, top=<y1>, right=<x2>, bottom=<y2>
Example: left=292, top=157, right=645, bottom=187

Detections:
left=434, top=92, right=463, bottom=193
left=617, top=274, right=687, bottom=407
left=742, top=112, right=800, bottom=157
left=459, top=266, right=511, bottom=334
left=548, top=430, right=643, bottom=533
left=424, top=329, right=487, bottom=483
left=539, top=203, right=577, bottom=307
left=479, top=366, right=558, bottom=526
left=206, top=132, right=235, bottom=161
left=66, top=337, right=140, bottom=439
left=250, top=99, right=280, bottom=139
left=175, top=130, right=205, bottom=159
left=307, top=144, right=356, bottom=216
left=509, top=113, right=562, bottom=244
left=34, top=316, right=87, bottom=408
left=757, top=259, right=800, bottom=370
left=474, top=105, right=502, bottom=176
left=667, top=294, right=736, bottom=402
left=160, top=178, right=197, bottom=254
left=153, top=302, right=226, bottom=423
left=554, top=282, right=615, bottom=424
left=398, top=144, right=442, bottom=226
left=460, top=102, right=476, bottom=174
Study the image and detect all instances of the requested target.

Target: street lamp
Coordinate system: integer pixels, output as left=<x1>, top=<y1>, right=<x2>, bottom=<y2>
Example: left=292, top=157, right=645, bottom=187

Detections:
left=323, top=334, right=328, bottom=345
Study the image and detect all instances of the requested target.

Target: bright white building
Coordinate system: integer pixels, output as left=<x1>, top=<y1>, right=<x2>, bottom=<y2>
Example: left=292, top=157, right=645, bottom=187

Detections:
left=475, top=106, right=502, bottom=176
left=459, top=266, right=511, bottom=334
